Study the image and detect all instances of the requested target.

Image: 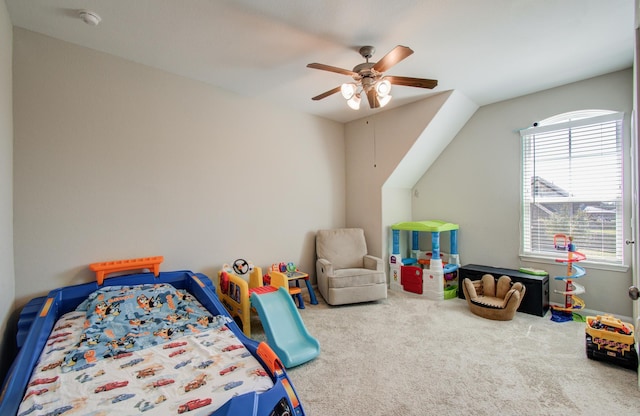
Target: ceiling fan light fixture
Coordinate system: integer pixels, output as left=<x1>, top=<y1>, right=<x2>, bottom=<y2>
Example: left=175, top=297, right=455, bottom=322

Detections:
left=375, top=79, right=391, bottom=97
left=378, top=94, right=392, bottom=108
left=341, top=83, right=357, bottom=100
left=347, top=94, right=361, bottom=110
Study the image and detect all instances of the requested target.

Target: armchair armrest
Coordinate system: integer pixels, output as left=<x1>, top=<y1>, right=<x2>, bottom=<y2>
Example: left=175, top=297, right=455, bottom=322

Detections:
left=317, top=258, right=333, bottom=276
left=363, top=255, right=383, bottom=271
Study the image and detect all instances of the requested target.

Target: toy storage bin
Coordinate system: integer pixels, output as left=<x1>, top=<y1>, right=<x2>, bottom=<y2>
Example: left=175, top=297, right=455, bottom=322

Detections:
left=443, top=284, right=458, bottom=300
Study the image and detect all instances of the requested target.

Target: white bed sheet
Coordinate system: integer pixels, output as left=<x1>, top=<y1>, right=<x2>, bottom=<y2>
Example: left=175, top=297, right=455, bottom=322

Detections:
left=17, top=310, right=274, bottom=416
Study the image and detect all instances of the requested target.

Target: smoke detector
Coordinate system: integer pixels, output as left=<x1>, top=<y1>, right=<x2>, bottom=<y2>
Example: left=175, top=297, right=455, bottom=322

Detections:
left=78, top=10, right=101, bottom=26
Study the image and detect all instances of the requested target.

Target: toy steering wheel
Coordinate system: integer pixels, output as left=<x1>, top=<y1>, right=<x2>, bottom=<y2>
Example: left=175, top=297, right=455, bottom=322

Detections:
left=233, top=259, right=250, bottom=275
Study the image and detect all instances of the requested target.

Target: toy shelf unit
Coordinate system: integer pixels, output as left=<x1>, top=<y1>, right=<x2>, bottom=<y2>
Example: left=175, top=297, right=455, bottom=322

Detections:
left=389, top=220, right=460, bottom=300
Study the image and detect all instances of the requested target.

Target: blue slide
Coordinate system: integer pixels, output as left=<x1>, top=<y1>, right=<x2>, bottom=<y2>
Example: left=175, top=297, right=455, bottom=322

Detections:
left=250, top=287, right=320, bottom=368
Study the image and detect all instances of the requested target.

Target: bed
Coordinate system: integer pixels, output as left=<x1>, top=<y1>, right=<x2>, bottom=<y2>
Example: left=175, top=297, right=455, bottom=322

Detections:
left=0, top=258, right=306, bottom=416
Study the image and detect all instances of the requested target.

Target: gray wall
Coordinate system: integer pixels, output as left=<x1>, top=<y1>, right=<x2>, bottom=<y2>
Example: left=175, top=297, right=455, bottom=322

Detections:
left=12, top=28, right=345, bottom=305
left=0, top=0, right=15, bottom=383
left=412, top=69, right=634, bottom=317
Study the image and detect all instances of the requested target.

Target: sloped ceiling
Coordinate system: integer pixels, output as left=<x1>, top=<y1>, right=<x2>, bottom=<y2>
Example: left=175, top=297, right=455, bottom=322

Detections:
left=5, top=0, right=635, bottom=123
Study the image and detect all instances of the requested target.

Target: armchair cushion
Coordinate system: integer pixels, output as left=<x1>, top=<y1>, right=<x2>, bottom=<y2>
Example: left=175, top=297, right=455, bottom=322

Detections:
left=316, top=228, right=367, bottom=269
left=316, top=228, right=387, bottom=306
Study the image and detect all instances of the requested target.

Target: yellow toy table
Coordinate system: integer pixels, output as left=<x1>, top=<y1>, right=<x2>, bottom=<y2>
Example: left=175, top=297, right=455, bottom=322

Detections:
left=268, top=270, right=318, bottom=309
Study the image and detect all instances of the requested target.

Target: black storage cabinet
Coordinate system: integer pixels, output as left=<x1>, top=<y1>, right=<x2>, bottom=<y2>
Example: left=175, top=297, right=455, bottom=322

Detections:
left=458, top=264, right=549, bottom=317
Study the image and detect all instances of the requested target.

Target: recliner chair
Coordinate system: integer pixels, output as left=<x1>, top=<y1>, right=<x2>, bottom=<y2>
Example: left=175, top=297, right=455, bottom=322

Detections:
left=315, top=228, right=387, bottom=305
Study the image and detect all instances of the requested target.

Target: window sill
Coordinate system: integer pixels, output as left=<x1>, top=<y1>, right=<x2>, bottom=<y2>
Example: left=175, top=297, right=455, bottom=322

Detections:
left=519, top=255, right=629, bottom=273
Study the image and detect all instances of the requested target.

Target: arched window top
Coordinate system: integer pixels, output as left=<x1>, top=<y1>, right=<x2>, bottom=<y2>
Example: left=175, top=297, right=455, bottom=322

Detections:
left=538, top=109, right=617, bottom=126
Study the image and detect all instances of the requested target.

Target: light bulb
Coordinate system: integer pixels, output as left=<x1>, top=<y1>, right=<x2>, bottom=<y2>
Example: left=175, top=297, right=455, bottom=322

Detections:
left=347, top=95, right=361, bottom=110
left=375, top=79, right=391, bottom=97
left=378, top=95, right=392, bottom=108
left=341, top=83, right=356, bottom=100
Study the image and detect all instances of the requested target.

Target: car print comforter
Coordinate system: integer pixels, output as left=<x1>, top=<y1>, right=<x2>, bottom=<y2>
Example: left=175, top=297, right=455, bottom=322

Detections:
left=17, top=284, right=274, bottom=416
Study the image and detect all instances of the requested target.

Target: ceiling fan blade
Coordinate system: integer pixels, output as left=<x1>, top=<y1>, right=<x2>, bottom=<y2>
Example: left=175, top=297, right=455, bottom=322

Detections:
left=311, top=86, right=342, bottom=101
left=307, top=63, right=357, bottom=77
left=372, top=45, right=414, bottom=73
left=385, top=75, right=438, bottom=89
left=365, top=89, right=380, bottom=109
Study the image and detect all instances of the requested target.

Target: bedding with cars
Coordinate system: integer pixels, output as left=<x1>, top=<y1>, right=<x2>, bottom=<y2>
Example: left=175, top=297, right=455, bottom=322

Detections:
left=17, top=283, right=274, bottom=416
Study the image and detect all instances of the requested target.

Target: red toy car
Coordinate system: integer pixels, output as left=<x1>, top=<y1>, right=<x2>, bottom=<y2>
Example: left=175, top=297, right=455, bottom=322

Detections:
left=163, top=341, right=188, bottom=349
left=28, top=376, right=58, bottom=387
left=23, top=388, right=49, bottom=400
left=221, top=344, right=243, bottom=352
left=94, top=380, right=128, bottom=393
left=169, top=348, right=187, bottom=357
left=219, top=365, right=237, bottom=376
left=177, top=398, right=212, bottom=414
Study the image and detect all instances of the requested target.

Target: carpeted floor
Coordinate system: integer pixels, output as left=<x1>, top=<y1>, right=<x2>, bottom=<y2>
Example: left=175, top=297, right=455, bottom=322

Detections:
left=251, top=288, right=640, bottom=415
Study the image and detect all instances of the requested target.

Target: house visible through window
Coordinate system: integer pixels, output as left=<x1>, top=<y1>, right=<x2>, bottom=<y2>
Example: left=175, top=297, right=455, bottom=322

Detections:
left=520, top=110, right=624, bottom=265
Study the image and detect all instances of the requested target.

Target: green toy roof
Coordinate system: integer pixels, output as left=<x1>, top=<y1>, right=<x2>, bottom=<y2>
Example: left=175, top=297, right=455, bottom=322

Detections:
left=391, top=220, right=459, bottom=232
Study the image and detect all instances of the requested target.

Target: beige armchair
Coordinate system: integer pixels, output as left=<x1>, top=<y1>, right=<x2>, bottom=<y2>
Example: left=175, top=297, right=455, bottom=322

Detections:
left=315, top=228, right=387, bottom=305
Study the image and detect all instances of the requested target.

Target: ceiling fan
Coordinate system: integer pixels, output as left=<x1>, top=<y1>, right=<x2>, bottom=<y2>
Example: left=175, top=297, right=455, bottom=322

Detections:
left=307, top=45, right=438, bottom=110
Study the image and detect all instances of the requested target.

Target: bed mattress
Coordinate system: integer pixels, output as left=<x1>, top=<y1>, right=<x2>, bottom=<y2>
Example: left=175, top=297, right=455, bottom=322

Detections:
left=1, top=270, right=305, bottom=416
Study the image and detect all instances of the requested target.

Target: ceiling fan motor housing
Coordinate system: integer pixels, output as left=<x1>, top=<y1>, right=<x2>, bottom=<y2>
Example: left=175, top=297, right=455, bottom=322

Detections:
left=359, top=46, right=375, bottom=60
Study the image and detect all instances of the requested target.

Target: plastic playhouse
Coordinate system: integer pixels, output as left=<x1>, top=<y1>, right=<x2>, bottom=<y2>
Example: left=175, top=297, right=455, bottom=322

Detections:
left=389, top=220, right=460, bottom=300
left=550, top=234, right=587, bottom=322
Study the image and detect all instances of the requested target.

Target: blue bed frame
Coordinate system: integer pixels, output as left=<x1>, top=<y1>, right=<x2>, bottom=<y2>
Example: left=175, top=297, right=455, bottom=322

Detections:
left=0, top=270, right=306, bottom=416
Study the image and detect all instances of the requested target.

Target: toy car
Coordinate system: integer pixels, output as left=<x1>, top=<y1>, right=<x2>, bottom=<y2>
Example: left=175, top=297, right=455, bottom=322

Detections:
left=222, top=344, right=243, bottom=352
left=146, top=378, right=175, bottom=389
left=586, top=314, right=638, bottom=370
left=196, top=359, right=214, bottom=369
left=219, top=365, right=237, bottom=376
left=169, top=348, right=187, bottom=357
left=23, top=388, right=48, bottom=400
left=41, top=361, right=63, bottom=371
left=119, top=358, right=144, bottom=368
left=28, top=376, right=58, bottom=387
left=136, top=365, right=163, bottom=379
left=163, top=341, right=188, bottom=349
left=177, top=398, right=212, bottom=414
left=223, top=380, right=243, bottom=391
left=17, top=402, right=43, bottom=416
left=112, top=393, right=136, bottom=403
left=174, top=359, right=192, bottom=369
left=42, top=405, right=73, bottom=416
left=112, top=352, right=133, bottom=359
left=94, top=380, right=128, bottom=393
left=184, top=374, right=207, bottom=392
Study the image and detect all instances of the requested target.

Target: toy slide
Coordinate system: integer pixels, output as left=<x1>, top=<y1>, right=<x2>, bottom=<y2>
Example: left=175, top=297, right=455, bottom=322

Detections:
left=251, top=287, right=320, bottom=368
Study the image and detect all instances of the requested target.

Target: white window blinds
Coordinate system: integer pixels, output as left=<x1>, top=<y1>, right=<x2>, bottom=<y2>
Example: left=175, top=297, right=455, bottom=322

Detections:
left=520, top=111, right=624, bottom=265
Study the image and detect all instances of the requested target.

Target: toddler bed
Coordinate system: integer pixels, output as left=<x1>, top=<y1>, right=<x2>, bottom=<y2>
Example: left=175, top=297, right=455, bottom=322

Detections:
left=0, top=258, right=306, bottom=416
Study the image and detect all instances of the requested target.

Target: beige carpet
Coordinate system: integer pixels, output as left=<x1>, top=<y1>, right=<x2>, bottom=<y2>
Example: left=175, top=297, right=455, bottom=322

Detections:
left=251, top=289, right=640, bottom=416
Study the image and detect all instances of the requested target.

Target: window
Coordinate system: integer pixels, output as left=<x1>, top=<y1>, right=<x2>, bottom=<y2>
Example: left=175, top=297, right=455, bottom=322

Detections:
left=520, top=110, right=624, bottom=265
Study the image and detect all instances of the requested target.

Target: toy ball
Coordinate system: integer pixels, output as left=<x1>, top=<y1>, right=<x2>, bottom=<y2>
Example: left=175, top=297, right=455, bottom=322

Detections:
left=287, top=262, right=296, bottom=273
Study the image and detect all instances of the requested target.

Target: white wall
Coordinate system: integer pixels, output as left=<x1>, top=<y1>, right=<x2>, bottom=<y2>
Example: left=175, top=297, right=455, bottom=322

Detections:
left=412, top=69, right=634, bottom=317
left=345, top=90, right=477, bottom=262
left=12, top=28, right=345, bottom=305
left=345, top=92, right=452, bottom=256
left=0, top=0, right=15, bottom=381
